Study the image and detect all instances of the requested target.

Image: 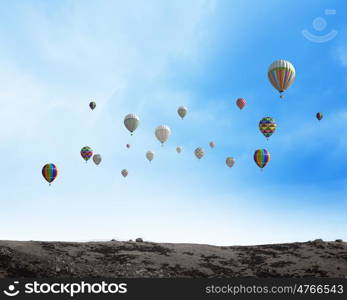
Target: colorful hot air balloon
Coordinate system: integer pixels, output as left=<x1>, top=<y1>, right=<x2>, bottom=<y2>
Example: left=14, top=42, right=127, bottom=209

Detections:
left=146, top=151, right=154, bottom=162
left=89, top=101, right=96, bottom=110
left=194, top=147, right=204, bottom=159
left=176, top=146, right=182, bottom=154
left=121, top=169, right=128, bottom=178
left=124, top=114, right=139, bottom=135
left=259, top=117, right=277, bottom=139
left=268, top=60, right=296, bottom=98
left=42, top=163, right=58, bottom=185
left=155, top=125, right=171, bottom=145
left=81, top=146, right=93, bottom=162
left=226, top=157, right=235, bottom=168
left=93, top=154, right=102, bottom=165
left=177, top=106, right=188, bottom=119
left=254, top=149, right=270, bottom=169
left=209, top=141, right=215, bottom=148
left=126, top=144, right=131, bottom=149
left=316, top=112, right=323, bottom=121
left=236, top=98, right=246, bottom=110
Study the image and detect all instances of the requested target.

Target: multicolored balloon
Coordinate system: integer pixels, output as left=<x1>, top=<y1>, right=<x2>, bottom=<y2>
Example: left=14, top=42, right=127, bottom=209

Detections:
left=176, top=146, right=182, bottom=154
left=177, top=106, right=188, bottom=119
left=89, top=101, right=96, bottom=110
left=93, top=154, right=102, bottom=165
left=42, top=163, right=58, bottom=185
left=254, top=149, right=270, bottom=169
left=209, top=141, right=215, bottom=148
left=124, top=114, right=140, bottom=135
left=236, top=98, right=246, bottom=110
left=226, top=157, right=235, bottom=168
left=146, top=151, right=154, bottom=162
left=155, top=125, right=171, bottom=145
left=268, top=60, right=296, bottom=98
left=81, top=146, right=93, bottom=162
left=259, top=117, right=277, bottom=139
left=194, top=147, right=204, bottom=159
left=121, top=169, right=128, bottom=178
left=316, top=112, right=323, bottom=121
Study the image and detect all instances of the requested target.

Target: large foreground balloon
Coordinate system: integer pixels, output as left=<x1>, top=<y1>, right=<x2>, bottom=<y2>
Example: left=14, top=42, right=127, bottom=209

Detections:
left=259, top=117, right=277, bottom=139
left=146, top=151, right=154, bottom=162
left=89, top=101, right=96, bottom=110
left=226, top=157, right=235, bottom=168
left=254, top=149, right=270, bottom=169
left=236, top=98, right=246, bottom=110
left=93, top=154, right=102, bottom=165
left=124, top=114, right=139, bottom=135
left=176, top=146, right=182, bottom=154
left=81, top=146, right=93, bottom=162
left=121, top=169, right=128, bottom=178
left=209, top=141, right=215, bottom=148
left=268, top=60, right=296, bottom=98
left=316, top=112, right=323, bottom=121
left=177, top=106, right=188, bottom=119
left=194, top=147, right=204, bottom=159
left=42, top=163, right=58, bottom=185
left=155, top=125, right=171, bottom=145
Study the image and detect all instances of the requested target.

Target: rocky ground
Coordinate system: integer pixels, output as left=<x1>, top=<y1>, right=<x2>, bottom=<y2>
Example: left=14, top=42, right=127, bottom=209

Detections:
left=0, top=239, right=346, bottom=278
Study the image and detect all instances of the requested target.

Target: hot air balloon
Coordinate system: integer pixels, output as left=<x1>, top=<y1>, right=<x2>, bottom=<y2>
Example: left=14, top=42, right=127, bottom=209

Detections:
left=146, top=151, right=154, bottom=162
left=316, top=112, right=323, bottom=121
left=209, top=141, right=215, bottom=148
left=155, top=125, right=171, bottom=145
left=81, top=146, right=93, bottom=162
left=93, top=154, right=102, bottom=165
left=268, top=60, right=296, bottom=98
left=124, top=114, right=139, bottom=135
left=254, top=149, right=270, bottom=169
left=126, top=144, right=131, bottom=149
left=42, top=163, right=58, bottom=185
left=259, top=117, right=277, bottom=139
left=226, top=157, right=235, bottom=168
left=177, top=106, right=188, bottom=119
left=89, top=101, right=96, bottom=110
left=121, top=169, right=128, bottom=178
left=194, top=147, right=204, bottom=159
left=236, top=98, right=246, bottom=110
left=176, top=146, right=182, bottom=154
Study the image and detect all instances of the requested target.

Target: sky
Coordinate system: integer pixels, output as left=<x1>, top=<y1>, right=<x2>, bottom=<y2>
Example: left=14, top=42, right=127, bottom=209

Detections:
left=0, top=0, right=346, bottom=245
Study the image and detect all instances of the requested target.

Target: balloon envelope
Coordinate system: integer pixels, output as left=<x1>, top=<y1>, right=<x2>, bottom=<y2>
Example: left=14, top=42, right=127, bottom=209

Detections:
left=42, top=163, right=58, bottom=184
left=254, top=149, right=270, bottom=169
left=209, top=141, right=215, bottom=148
left=236, top=98, right=246, bottom=110
left=176, top=146, right=182, bottom=153
left=121, top=169, right=128, bottom=178
left=93, top=154, right=102, bottom=165
left=126, top=144, right=131, bottom=148
left=259, top=117, right=276, bottom=139
left=226, top=157, right=235, bottom=168
left=89, top=101, right=96, bottom=110
left=177, top=106, right=188, bottom=119
left=146, top=151, right=154, bottom=162
left=155, top=125, right=171, bottom=144
left=124, top=114, right=139, bottom=134
left=81, top=146, right=93, bottom=162
left=316, top=112, right=323, bottom=121
left=194, top=147, right=204, bottom=159
left=268, top=60, right=295, bottom=97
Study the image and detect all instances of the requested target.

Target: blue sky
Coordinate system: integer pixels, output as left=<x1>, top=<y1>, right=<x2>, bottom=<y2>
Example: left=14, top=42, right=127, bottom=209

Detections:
left=0, top=0, right=346, bottom=245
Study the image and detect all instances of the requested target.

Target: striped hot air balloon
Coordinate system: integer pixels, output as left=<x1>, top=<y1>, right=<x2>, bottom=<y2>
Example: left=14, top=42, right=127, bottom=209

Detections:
left=42, top=163, right=58, bottom=185
left=268, top=60, right=296, bottom=98
left=254, top=149, right=270, bottom=169
left=236, top=98, right=246, bottom=110
left=81, top=146, right=93, bottom=162
left=259, top=117, right=277, bottom=139
left=155, top=125, right=171, bottom=146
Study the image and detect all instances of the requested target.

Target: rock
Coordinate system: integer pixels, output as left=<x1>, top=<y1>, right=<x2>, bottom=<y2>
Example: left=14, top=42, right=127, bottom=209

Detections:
left=135, top=238, right=144, bottom=243
left=335, top=239, right=343, bottom=243
left=313, top=239, right=324, bottom=243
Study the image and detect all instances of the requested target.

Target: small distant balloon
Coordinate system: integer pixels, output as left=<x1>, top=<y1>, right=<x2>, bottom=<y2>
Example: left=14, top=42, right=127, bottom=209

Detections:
left=316, top=112, right=323, bottom=121
left=89, top=101, right=96, bottom=110
left=42, top=163, right=58, bottom=185
left=177, top=106, right=188, bottom=119
left=121, top=169, right=128, bottom=178
left=176, top=146, right=182, bottom=154
left=93, top=154, right=102, bottom=165
left=236, top=98, right=246, bottom=110
left=268, top=60, right=296, bottom=98
left=124, top=114, right=140, bottom=135
left=81, top=146, right=93, bottom=162
left=194, top=147, right=204, bottom=159
left=209, top=141, right=215, bottom=148
left=146, top=151, right=154, bottom=162
left=155, top=125, right=171, bottom=145
left=254, top=149, right=270, bottom=169
left=126, top=144, right=131, bottom=149
left=259, top=117, right=277, bottom=139
left=226, top=157, right=235, bottom=168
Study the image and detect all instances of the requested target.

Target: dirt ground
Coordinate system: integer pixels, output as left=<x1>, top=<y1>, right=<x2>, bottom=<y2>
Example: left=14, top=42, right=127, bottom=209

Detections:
left=0, top=239, right=346, bottom=278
